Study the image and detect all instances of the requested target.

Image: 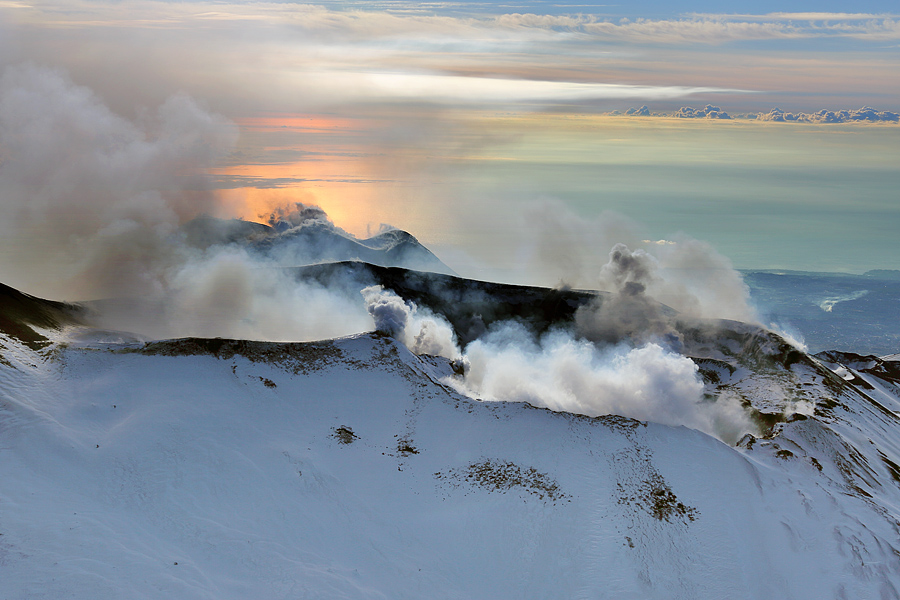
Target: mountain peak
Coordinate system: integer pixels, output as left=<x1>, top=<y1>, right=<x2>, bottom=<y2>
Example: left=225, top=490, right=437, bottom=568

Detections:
left=181, top=215, right=455, bottom=275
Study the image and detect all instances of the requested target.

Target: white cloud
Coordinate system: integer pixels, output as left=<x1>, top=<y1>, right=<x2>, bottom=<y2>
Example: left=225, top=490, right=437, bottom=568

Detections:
left=757, top=106, right=899, bottom=123
left=674, top=104, right=731, bottom=119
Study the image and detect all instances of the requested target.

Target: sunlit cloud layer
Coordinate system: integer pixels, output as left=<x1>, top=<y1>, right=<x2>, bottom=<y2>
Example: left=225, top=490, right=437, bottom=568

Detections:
left=2, top=1, right=898, bottom=116
left=303, top=71, right=745, bottom=104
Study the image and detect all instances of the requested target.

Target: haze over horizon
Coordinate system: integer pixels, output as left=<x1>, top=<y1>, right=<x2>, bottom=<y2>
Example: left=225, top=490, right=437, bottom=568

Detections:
left=0, top=0, right=898, bottom=296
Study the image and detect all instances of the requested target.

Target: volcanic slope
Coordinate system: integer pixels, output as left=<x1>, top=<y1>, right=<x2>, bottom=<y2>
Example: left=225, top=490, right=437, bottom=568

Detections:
left=3, top=288, right=900, bottom=598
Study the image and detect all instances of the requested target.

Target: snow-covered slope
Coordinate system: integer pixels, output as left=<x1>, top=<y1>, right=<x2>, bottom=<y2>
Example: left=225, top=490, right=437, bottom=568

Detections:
left=3, top=309, right=900, bottom=598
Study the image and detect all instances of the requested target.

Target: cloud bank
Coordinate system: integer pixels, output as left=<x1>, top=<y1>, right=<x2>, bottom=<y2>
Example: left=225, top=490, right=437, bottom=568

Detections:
left=675, top=105, right=732, bottom=119
left=617, top=104, right=898, bottom=123
left=756, top=107, right=899, bottom=123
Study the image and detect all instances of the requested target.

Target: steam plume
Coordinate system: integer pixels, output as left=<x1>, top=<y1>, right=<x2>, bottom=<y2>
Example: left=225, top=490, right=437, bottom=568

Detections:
left=523, top=201, right=758, bottom=325
left=362, top=285, right=461, bottom=359
left=439, top=239, right=761, bottom=443
left=446, top=322, right=756, bottom=444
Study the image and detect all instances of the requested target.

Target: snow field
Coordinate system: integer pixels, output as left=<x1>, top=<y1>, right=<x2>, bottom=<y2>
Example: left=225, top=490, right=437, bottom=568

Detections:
left=1, top=333, right=900, bottom=598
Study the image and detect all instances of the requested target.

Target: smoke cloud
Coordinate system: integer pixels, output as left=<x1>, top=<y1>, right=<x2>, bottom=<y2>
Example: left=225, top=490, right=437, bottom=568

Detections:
left=522, top=200, right=758, bottom=324
left=572, top=239, right=758, bottom=352
left=0, top=63, right=237, bottom=300
left=519, top=200, right=645, bottom=289
left=0, top=64, right=396, bottom=343
left=575, top=244, right=680, bottom=347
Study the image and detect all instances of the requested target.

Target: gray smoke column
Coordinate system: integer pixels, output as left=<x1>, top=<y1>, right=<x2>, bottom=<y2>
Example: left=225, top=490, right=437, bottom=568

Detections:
left=597, top=243, right=657, bottom=293
left=575, top=244, right=681, bottom=346
left=575, top=240, right=759, bottom=348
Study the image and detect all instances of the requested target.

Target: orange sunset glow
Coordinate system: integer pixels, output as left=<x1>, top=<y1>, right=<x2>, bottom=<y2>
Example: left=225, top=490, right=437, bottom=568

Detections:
left=215, top=114, right=390, bottom=236
left=216, top=111, right=504, bottom=240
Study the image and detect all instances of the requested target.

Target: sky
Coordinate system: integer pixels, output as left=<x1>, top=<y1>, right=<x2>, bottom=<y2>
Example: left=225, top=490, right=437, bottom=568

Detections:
left=0, top=0, right=898, bottom=293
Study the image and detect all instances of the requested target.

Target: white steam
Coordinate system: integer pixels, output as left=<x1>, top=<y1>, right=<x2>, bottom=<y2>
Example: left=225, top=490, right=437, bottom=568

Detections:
left=357, top=243, right=760, bottom=444
left=164, top=249, right=372, bottom=342
left=361, top=285, right=460, bottom=360
left=354, top=277, right=759, bottom=444
left=446, top=323, right=755, bottom=444
left=768, top=321, right=809, bottom=353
